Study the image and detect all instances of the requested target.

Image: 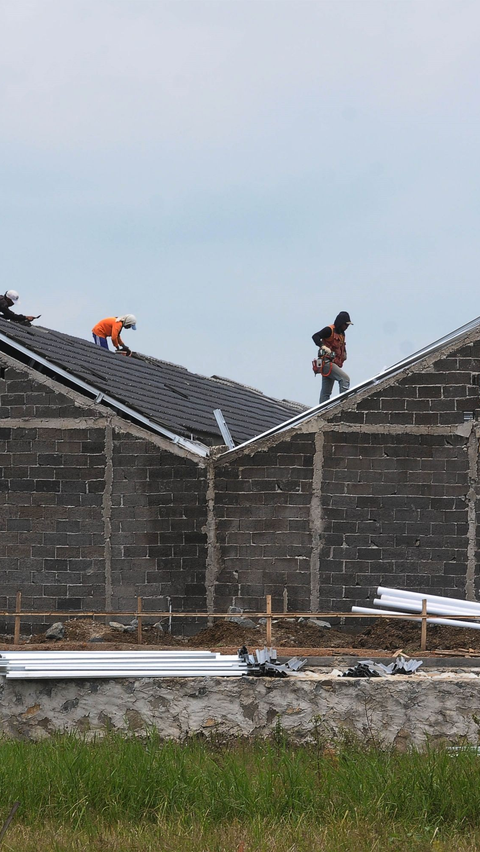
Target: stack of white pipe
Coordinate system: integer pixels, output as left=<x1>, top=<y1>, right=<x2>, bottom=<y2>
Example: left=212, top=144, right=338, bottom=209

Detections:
left=352, top=586, right=480, bottom=630
left=0, top=650, right=250, bottom=679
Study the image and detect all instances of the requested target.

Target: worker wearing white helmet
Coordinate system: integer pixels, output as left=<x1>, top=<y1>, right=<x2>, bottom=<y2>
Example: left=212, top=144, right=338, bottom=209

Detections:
left=0, top=290, right=37, bottom=325
left=91, top=315, right=137, bottom=355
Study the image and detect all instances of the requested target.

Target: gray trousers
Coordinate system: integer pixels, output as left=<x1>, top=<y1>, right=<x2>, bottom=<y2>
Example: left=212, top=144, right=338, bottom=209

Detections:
left=319, top=363, right=350, bottom=403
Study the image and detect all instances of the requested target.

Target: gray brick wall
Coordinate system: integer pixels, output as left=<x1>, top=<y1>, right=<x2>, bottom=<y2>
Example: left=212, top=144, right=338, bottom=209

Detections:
left=320, top=431, right=469, bottom=610
left=330, top=341, right=480, bottom=427
left=0, top=359, right=209, bottom=634
left=111, top=435, right=208, bottom=617
left=213, top=436, right=315, bottom=614
left=2, top=333, right=480, bottom=632
left=0, top=424, right=106, bottom=622
left=0, top=366, right=100, bottom=419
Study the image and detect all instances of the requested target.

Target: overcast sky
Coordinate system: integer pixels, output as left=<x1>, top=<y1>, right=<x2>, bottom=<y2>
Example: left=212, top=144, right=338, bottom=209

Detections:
left=1, top=0, right=479, bottom=407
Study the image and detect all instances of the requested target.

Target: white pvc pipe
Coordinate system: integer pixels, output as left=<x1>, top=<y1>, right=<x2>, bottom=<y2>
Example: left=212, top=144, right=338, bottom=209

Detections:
left=377, top=587, right=480, bottom=614
left=377, top=596, right=480, bottom=619
left=5, top=670, right=246, bottom=679
left=0, top=650, right=251, bottom=679
left=352, top=606, right=480, bottom=630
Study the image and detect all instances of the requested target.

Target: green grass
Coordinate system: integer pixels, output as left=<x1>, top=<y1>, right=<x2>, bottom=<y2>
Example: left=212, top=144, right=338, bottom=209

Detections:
left=1, top=732, right=480, bottom=850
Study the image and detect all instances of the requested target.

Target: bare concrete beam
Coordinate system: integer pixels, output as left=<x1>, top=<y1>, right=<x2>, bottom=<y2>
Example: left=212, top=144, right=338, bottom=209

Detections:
left=103, top=422, right=114, bottom=612
left=309, top=431, right=324, bottom=612
left=204, top=460, right=223, bottom=616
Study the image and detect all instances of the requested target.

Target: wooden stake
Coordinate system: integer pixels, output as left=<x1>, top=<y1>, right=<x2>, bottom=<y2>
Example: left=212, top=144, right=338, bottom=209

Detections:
left=0, top=801, right=20, bottom=844
left=14, top=592, right=21, bottom=646
left=283, top=587, right=288, bottom=613
left=420, top=598, right=427, bottom=651
left=266, top=594, right=272, bottom=645
left=137, top=597, right=142, bottom=645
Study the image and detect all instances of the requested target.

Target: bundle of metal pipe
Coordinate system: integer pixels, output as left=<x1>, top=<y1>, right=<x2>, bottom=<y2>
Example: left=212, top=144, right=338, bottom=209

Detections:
left=0, top=650, right=249, bottom=679
left=0, top=648, right=305, bottom=679
left=352, top=586, right=480, bottom=630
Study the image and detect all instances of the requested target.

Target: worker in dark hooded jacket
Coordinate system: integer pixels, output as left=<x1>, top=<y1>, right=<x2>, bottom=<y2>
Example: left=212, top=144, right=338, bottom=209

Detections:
left=312, top=311, right=353, bottom=403
left=0, top=290, right=36, bottom=325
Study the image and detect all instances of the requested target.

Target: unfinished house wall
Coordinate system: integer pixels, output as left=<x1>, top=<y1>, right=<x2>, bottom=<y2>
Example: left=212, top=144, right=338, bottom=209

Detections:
left=212, top=435, right=315, bottom=614
left=0, top=363, right=107, bottom=627
left=2, top=333, right=480, bottom=630
left=110, top=433, right=208, bottom=620
left=319, top=430, right=469, bottom=609
left=209, top=338, right=480, bottom=613
left=0, top=357, right=209, bottom=632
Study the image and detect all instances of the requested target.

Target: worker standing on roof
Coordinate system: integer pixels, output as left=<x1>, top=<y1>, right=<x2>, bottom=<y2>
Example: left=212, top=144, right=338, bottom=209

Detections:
left=92, top=315, right=137, bottom=355
left=0, top=291, right=37, bottom=325
left=312, top=311, right=353, bottom=403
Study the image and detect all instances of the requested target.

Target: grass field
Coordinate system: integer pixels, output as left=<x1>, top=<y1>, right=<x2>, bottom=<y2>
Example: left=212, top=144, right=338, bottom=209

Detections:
left=1, top=731, right=480, bottom=851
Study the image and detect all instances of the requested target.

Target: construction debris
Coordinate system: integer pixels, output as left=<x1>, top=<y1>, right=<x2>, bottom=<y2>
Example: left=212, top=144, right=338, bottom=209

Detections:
left=45, top=622, right=64, bottom=640
left=341, top=656, right=423, bottom=678
left=238, top=646, right=306, bottom=677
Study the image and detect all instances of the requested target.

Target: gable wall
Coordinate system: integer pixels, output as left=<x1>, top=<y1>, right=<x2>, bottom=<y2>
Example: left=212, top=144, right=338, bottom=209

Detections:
left=210, top=338, right=480, bottom=614
left=0, top=359, right=208, bottom=633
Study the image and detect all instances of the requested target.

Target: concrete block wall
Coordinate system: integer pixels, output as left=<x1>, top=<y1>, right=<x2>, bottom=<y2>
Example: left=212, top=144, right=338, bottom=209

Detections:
left=208, top=336, right=480, bottom=614
left=0, top=358, right=209, bottom=633
left=213, top=436, right=315, bottom=614
left=111, top=434, right=208, bottom=616
left=330, top=342, right=480, bottom=427
left=320, top=430, right=469, bottom=608
left=0, top=422, right=106, bottom=618
left=2, top=332, right=480, bottom=630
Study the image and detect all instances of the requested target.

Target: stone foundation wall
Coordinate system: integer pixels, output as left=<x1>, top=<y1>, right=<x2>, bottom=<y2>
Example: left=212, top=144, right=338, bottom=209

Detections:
left=2, top=674, right=480, bottom=748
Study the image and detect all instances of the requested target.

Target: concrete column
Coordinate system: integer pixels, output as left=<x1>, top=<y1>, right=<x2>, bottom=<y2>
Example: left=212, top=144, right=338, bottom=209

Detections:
left=102, top=421, right=114, bottom=612
left=309, top=430, right=324, bottom=611
left=205, top=460, right=222, bottom=615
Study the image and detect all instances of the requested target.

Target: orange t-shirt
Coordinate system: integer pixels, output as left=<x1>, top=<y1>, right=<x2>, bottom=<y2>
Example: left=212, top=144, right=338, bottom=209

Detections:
left=92, top=317, right=124, bottom=348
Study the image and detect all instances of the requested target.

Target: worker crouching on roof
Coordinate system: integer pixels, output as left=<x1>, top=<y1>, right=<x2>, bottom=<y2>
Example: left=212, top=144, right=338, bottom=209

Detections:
left=0, top=290, right=37, bottom=325
left=92, top=315, right=137, bottom=355
left=312, top=311, right=353, bottom=403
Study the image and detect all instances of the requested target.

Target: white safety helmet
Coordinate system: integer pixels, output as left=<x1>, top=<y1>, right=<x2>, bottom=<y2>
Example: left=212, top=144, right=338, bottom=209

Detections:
left=5, top=290, right=19, bottom=303
left=117, top=314, right=137, bottom=330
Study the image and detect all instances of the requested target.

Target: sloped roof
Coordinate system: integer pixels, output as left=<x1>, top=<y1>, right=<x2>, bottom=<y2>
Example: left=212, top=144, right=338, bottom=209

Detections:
left=221, top=315, right=480, bottom=455
left=0, top=320, right=306, bottom=448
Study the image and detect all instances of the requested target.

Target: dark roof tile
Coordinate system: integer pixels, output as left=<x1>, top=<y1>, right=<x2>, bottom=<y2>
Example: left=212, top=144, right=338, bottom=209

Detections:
left=0, top=320, right=306, bottom=445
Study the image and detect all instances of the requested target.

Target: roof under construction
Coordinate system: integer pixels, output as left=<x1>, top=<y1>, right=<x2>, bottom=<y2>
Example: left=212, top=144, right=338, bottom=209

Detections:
left=0, top=320, right=306, bottom=448
left=223, top=314, right=480, bottom=455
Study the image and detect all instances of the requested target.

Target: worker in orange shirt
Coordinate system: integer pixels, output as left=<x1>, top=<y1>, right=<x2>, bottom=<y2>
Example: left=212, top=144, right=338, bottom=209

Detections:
left=92, top=315, right=137, bottom=354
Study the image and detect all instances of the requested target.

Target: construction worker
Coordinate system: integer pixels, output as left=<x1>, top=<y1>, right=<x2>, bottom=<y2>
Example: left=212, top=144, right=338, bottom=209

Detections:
left=312, top=311, right=353, bottom=403
left=92, top=315, right=137, bottom=354
left=0, top=290, right=37, bottom=325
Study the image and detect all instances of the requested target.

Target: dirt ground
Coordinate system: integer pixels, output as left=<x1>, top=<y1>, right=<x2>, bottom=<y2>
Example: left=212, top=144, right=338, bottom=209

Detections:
left=2, top=617, right=480, bottom=656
